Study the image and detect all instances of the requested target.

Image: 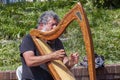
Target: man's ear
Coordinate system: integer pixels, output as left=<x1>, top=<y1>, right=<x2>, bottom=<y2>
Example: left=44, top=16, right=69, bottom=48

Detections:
left=38, top=23, right=43, bottom=30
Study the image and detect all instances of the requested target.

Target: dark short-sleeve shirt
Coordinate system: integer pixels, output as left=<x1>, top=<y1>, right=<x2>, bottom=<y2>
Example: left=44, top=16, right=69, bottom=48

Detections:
left=19, top=34, right=64, bottom=80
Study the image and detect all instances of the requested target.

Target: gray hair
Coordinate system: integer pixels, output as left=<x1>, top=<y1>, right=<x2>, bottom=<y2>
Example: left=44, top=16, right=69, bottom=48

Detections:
left=37, top=11, right=60, bottom=28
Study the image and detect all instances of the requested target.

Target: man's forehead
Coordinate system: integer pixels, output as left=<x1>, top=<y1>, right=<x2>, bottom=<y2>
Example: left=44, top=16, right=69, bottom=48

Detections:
left=48, top=18, right=57, bottom=23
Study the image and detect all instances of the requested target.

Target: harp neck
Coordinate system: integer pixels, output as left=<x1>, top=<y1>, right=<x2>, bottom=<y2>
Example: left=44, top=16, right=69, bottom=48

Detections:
left=30, top=2, right=84, bottom=40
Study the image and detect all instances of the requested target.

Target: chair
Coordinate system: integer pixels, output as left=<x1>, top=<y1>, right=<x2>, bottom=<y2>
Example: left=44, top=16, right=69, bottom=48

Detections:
left=16, top=65, right=22, bottom=80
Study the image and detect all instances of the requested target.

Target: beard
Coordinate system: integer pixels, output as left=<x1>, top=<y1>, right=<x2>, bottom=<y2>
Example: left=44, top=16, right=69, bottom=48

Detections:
left=41, top=25, right=50, bottom=32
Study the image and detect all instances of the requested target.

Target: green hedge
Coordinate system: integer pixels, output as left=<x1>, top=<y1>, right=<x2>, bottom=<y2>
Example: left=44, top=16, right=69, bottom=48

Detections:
left=93, top=0, right=120, bottom=8
left=0, top=1, right=120, bottom=70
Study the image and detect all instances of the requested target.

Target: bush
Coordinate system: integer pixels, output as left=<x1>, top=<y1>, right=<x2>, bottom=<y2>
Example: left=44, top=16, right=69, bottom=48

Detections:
left=0, top=40, right=21, bottom=70
left=0, top=1, right=120, bottom=70
left=93, top=0, right=120, bottom=9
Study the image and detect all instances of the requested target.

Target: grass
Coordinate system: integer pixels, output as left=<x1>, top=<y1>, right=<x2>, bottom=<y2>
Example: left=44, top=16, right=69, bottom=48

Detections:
left=0, top=2, right=120, bottom=71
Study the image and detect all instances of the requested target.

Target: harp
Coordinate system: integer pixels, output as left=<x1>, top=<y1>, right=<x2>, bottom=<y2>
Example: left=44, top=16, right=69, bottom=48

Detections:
left=30, top=2, right=96, bottom=80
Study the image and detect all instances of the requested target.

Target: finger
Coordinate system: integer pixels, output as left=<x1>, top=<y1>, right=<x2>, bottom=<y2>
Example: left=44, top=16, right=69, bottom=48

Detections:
left=73, top=53, right=79, bottom=57
left=59, top=49, right=65, bottom=52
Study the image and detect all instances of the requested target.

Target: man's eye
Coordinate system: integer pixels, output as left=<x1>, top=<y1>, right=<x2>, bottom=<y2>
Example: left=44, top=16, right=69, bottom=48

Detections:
left=52, top=23, right=57, bottom=26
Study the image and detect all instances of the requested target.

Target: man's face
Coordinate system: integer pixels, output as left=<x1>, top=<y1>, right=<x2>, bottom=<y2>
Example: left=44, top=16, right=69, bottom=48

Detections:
left=41, top=18, right=58, bottom=32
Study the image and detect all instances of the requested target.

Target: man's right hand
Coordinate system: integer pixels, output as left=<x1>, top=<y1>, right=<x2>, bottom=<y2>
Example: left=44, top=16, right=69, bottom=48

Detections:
left=50, top=49, right=66, bottom=60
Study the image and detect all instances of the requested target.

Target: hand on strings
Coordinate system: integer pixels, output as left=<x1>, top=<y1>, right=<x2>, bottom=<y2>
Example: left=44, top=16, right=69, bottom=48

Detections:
left=50, top=49, right=66, bottom=61
left=67, top=52, right=79, bottom=68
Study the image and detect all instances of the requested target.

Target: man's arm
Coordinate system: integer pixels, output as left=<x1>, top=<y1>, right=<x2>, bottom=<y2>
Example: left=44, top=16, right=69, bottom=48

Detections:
left=23, top=49, right=66, bottom=67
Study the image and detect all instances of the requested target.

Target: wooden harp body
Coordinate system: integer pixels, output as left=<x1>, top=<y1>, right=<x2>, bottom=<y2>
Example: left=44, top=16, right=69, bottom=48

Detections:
left=30, top=2, right=96, bottom=80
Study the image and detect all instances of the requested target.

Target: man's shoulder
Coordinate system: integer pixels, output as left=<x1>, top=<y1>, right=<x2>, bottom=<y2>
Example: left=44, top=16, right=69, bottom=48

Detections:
left=24, top=34, right=31, bottom=38
left=54, top=38, right=63, bottom=44
left=55, top=38, right=61, bottom=41
left=21, top=34, right=33, bottom=43
left=55, top=38, right=62, bottom=42
left=23, top=34, right=32, bottom=39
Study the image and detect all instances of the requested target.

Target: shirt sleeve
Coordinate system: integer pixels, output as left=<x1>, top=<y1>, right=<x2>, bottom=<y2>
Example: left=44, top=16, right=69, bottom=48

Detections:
left=19, top=34, right=35, bottom=57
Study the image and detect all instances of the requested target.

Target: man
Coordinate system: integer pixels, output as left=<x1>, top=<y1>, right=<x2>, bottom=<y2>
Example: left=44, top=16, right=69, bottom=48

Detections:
left=19, top=11, right=79, bottom=80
